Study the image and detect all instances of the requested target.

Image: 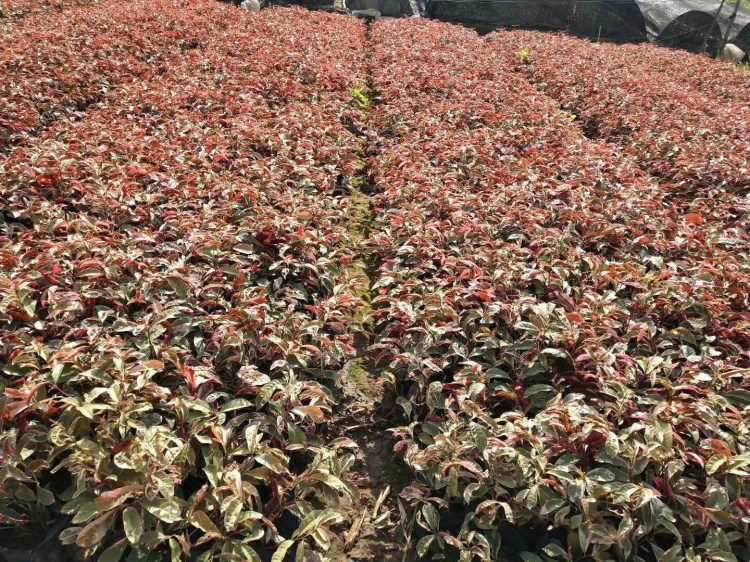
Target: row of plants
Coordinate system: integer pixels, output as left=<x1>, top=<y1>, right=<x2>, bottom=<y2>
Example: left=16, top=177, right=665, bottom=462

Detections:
left=365, top=18, right=750, bottom=562
left=611, top=42, right=750, bottom=106
left=538, top=36, right=750, bottom=106
left=0, top=6, right=368, bottom=561
left=486, top=31, right=750, bottom=194
left=0, top=0, right=237, bottom=151
left=0, top=0, right=97, bottom=21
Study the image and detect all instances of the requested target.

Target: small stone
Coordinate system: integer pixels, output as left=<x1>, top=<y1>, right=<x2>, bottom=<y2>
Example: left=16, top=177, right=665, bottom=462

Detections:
left=722, top=43, right=747, bottom=64
left=240, top=0, right=261, bottom=12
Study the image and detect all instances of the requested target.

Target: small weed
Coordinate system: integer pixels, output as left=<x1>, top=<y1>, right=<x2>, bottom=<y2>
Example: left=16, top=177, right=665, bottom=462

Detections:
left=351, top=86, right=370, bottom=108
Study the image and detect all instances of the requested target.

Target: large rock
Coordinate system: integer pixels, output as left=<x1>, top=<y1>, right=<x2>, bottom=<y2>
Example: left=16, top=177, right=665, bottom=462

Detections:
left=722, top=43, right=747, bottom=63
left=240, top=0, right=261, bottom=12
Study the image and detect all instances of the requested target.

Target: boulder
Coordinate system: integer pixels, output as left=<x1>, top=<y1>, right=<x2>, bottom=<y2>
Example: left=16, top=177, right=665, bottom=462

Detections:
left=240, top=0, right=261, bottom=12
left=351, top=8, right=381, bottom=19
left=722, top=43, right=747, bottom=63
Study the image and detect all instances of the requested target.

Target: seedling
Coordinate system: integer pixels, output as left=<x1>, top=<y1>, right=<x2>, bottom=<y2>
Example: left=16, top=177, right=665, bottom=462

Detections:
left=517, top=47, right=532, bottom=64
left=351, top=85, right=370, bottom=108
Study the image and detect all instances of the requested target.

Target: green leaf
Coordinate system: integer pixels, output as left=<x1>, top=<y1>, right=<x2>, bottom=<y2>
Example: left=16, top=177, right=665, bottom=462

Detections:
left=542, top=543, right=569, bottom=559
left=541, top=498, right=566, bottom=515
left=245, top=424, right=262, bottom=455
left=524, top=384, right=554, bottom=398
left=271, top=540, right=294, bottom=562
left=141, top=498, right=182, bottom=524
left=705, top=455, right=726, bottom=475
left=578, top=522, right=592, bottom=553
left=98, top=540, right=126, bottom=562
left=703, top=527, right=731, bottom=552
left=659, top=543, right=683, bottom=562
left=292, top=509, right=343, bottom=539
left=123, top=507, right=142, bottom=545
left=723, top=390, right=750, bottom=406
left=234, top=243, right=255, bottom=255
left=309, top=472, right=355, bottom=500
left=221, top=398, right=254, bottom=413
left=256, top=451, right=289, bottom=474
left=76, top=510, right=116, bottom=548
left=169, top=538, right=182, bottom=562
left=421, top=503, right=440, bottom=533
left=416, top=535, right=436, bottom=557
left=236, top=544, right=262, bottom=562
left=396, top=396, right=413, bottom=416
left=191, top=511, right=221, bottom=536
left=471, top=424, right=488, bottom=452
left=222, top=497, right=243, bottom=532
left=238, top=366, right=271, bottom=386
left=167, top=277, right=190, bottom=299
left=586, top=468, right=616, bottom=482
left=706, top=552, right=737, bottom=562
left=37, top=486, right=56, bottom=506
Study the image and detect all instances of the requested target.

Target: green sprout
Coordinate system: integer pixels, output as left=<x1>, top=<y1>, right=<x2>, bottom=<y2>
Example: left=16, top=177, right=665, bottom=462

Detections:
left=351, top=86, right=370, bottom=109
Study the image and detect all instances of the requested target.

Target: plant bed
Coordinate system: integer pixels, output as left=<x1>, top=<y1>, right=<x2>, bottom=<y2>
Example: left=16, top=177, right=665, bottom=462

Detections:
left=0, top=7, right=371, bottom=561
left=1, top=5, right=749, bottom=562
left=0, top=0, right=240, bottom=151
left=487, top=30, right=750, bottom=194
left=0, top=0, right=99, bottom=21
left=366, top=17, right=750, bottom=562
